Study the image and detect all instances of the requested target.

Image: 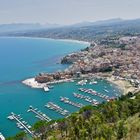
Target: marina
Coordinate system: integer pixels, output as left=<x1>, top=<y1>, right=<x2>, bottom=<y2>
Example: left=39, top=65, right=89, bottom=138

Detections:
left=27, top=106, right=51, bottom=122
left=73, top=93, right=100, bottom=106
left=3, top=80, right=120, bottom=137
left=79, top=88, right=116, bottom=101
left=7, top=112, right=36, bottom=138
left=60, top=96, right=84, bottom=108
left=45, top=102, right=70, bottom=116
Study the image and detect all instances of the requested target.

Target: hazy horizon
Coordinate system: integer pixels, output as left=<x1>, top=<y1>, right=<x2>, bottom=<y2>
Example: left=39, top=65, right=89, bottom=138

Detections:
left=0, top=18, right=139, bottom=26
left=0, top=0, right=140, bottom=25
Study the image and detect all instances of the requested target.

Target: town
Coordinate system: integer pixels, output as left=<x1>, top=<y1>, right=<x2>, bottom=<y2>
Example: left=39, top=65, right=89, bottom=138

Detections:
left=28, top=36, right=140, bottom=95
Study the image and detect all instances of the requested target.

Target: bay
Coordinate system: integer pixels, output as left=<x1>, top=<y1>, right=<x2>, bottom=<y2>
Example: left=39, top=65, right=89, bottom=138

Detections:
left=0, top=37, right=120, bottom=137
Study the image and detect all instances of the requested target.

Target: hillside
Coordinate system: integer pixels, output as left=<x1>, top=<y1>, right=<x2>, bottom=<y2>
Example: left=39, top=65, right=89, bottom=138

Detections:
left=0, top=23, right=62, bottom=34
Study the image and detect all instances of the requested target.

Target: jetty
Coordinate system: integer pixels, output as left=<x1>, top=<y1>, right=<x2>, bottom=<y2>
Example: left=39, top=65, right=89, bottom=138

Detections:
left=23, top=77, right=74, bottom=89
left=45, top=102, right=69, bottom=116
left=73, top=93, right=99, bottom=106
left=60, top=96, right=84, bottom=108
left=47, top=79, right=74, bottom=84
left=27, top=106, right=51, bottom=122
left=7, top=112, right=36, bottom=138
left=79, top=88, right=116, bottom=101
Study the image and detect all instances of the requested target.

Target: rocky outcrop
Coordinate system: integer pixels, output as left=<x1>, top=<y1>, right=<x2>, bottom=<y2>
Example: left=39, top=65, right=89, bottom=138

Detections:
left=35, top=72, right=73, bottom=83
left=35, top=75, right=54, bottom=83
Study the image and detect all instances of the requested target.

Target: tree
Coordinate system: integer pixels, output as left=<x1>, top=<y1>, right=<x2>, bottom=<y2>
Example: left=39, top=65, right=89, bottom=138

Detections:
left=33, top=121, right=47, bottom=139
left=57, top=119, right=68, bottom=138
left=116, top=120, right=127, bottom=140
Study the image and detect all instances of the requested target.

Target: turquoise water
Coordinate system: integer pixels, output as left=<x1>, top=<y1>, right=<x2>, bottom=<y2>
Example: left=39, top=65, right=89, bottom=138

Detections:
left=0, top=37, right=121, bottom=137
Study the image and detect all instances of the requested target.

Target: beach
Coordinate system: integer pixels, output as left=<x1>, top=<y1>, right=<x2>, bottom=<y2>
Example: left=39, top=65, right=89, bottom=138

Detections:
left=106, top=76, right=137, bottom=95
left=1, top=36, right=90, bottom=46
left=55, top=39, right=90, bottom=46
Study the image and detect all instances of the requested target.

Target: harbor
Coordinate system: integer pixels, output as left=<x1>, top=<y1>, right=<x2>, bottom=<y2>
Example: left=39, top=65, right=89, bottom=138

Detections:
left=27, top=106, right=51, bottom=122
left=3, top=79, right=121, bottom=137
left=45, top=102, right=69, bottom=116
left=60, top=96, right=84, bottom=108
left=73, top=92, right=100, bottom=106
left=79, top=88, right=116, bottom=101
left=4, top=79, right=121, bottom=138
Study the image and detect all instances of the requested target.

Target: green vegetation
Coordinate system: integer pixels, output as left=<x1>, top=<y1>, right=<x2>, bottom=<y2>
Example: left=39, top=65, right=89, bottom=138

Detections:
left=6, top=92, right=140, bottom=140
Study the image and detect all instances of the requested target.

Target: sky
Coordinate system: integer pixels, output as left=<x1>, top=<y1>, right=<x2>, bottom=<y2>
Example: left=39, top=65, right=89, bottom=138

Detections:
left=0, top=0, right=140, bottom=25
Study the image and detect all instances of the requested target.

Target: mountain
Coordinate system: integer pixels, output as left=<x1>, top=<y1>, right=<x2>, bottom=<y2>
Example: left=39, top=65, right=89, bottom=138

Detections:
left=0, top=18, right=125, bottom=34
left=70, top=18, right=123, bottom=27
left=1, top=18, right=140, bottom=42
left=0, top=23, right=62, bottom=34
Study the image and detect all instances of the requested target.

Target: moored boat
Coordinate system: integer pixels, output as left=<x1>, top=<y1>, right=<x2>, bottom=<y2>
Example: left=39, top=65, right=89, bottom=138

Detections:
left=44, top=86, right=49, bottom=92
left=89, top=80, right=97, bottom=85
left=0, top=133, right=5, bottom=140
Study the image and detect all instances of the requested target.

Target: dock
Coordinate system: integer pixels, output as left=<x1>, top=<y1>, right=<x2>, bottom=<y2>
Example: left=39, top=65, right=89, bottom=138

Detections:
left=45, top=102, right=69, bottom=116
left=7, top=112, right=36, bottom=138
left=27, top=106, right=51, bottom=122
left=60, top=96, right=84, bottom=108
left=79, top=88, right=116, bottom=101
left=73, top=93, right=99, bottom=106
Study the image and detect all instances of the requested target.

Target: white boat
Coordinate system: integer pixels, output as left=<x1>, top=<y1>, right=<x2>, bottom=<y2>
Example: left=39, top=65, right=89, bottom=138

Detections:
left=19, top=126, right=24, bottom=129
left=77, top=80, right=87, bottom=86
left=0, top=133, right=5, bottom=140
left=7, top=115, right=14, bottom=120
left=44, top=86, right=49, bottom=92
left=27, top=125, right=31, bottom=129
left=89, top=81, right=97, bottom=85
left=104, top=89, right=109, bottom=93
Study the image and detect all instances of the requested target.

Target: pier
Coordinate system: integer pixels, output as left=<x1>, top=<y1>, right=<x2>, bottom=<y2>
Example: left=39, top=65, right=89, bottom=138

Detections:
left=79, top=88, right=116, bottom=101
left=60, top=96, right=84, bottom=108
left=27, top=106, right=51, bottom=122
left=73, top=93, right=99, bottom=106
left=7, top=112, right=36, bottom=138
left=45, top=102, right=69, bottom=116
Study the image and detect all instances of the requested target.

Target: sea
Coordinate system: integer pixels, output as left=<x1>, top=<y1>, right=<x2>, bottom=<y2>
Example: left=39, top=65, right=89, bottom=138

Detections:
left=0, top=37, right=121, bottom=137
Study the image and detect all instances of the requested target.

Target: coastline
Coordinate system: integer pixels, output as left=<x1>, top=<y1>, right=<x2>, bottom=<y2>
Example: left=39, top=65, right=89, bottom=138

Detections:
left=106, top=76, right=137, bottom=95
left=54, top=38, right=90, bottom=46
left=18, top=36, right=137, bottom=96
left=0, top=36, right=90, bottom=46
